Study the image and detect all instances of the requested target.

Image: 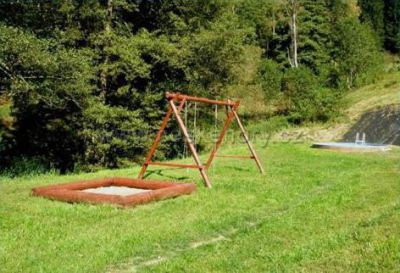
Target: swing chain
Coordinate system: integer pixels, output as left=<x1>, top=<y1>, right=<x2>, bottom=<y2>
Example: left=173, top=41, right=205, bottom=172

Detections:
left=212, top=104, right=218, bottom=174
left=183, top=101, right=198, bottom=159
left=214, top=104, right=218, bottom=142
left=183, top=100, right=188, bottom=159
left=193, top=102, right=197, bottom=148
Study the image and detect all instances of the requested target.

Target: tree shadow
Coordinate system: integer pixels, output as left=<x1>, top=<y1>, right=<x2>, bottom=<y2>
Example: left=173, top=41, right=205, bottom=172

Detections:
left=143, top=169, right=190, bottom=180
left=342, top=105, right=400, bottom=145
left=221, top=166, right=250, bottom=172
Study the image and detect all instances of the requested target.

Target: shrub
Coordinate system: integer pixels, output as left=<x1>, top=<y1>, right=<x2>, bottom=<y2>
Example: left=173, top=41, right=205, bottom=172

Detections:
left=0, top=156, right=51, bottom=177
left=258, top=59, right=283, bottom=101
left=282, top=67, right=341, bottom=123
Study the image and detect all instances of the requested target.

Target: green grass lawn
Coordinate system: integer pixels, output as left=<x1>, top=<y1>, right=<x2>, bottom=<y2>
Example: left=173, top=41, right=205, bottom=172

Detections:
left=1, top=143, right=399, bottom=273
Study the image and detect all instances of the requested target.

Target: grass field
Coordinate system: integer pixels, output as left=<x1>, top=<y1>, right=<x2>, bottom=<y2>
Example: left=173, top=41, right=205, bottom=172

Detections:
left=1, top=143, right=399, bottom=273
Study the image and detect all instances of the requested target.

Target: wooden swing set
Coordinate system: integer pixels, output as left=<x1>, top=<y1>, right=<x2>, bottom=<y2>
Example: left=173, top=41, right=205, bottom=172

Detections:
left=138, top=92, right=264, bottom=188
left=32, top=92, right=263, bottom=208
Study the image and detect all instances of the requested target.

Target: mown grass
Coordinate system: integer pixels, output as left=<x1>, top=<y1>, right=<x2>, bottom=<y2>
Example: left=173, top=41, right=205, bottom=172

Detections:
left=0, top=143, right=399, bottom=273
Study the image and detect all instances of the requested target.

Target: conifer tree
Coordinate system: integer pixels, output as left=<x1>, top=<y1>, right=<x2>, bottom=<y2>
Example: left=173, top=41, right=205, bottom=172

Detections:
left=359, top=0, right=385, bottom=45
left=297, top=0, right=332, bottom=73
left=384, top=0, right=400, bottom=53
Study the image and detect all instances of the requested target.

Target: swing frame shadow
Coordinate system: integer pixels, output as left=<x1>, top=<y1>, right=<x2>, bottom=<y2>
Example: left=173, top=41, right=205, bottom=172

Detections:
left=138, top=92, right=265, bottom=188
left=32, top=177, right=196, bottom=207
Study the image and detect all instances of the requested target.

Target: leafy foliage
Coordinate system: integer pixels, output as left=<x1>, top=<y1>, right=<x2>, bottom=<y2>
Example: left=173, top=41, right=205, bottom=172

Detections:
left=297, top=0, right=333, bottom=73
left=359, top=0, right=385, bottom=45
left=0, top=25, right=93, bottom=172
left=258, top=59, right=282, bottom=100
left=383, top=0, right=400, bottom=53
left=282, top=67, right=340, bottom=123
left=332, top=18, right=384, bottom=89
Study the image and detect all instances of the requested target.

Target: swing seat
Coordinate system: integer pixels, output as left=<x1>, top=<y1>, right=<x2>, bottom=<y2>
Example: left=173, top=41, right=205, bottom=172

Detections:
left=32, top=177, right=196, bottom=208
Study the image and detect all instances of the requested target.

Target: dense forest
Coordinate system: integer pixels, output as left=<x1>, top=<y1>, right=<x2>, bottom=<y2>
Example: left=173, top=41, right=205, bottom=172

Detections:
left=0, top=0, right=399, bottom=174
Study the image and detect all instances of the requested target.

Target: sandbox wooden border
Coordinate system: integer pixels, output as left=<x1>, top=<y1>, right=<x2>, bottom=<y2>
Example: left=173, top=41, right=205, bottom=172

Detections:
left=32, top=177, right=196, bottom=207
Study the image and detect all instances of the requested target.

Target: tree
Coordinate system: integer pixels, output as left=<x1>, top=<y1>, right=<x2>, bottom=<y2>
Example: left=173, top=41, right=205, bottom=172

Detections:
left=0, top=25, right=94, bottom=172
left=297, top=0, right=332, bottom=73
left=332, top=18, right=383, bottom=89
left=327, top=0, right=360, bottom=21
left=258, top=59, right=282, bottom=100
left=259, top=0, right=333, bottom=73
left=359, top=0, right=385, bottom=45
left=384, top=0, right=400, bottom=53
left=287, top=0, right=299, bottom=68
left=184, top=11, right=254, bottom=96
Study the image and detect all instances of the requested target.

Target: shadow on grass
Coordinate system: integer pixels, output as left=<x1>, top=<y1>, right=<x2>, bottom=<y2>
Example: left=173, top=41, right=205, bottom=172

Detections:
left=342, top=105, right=400, bottom=145
left=143, top=169, right=190, bottom=181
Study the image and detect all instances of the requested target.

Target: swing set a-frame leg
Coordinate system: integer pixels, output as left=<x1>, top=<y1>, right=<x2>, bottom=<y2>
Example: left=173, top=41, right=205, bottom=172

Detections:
left=205, top=105, right=264, bottom=175
left=138, top=100, right=186, bottom=180
left=138, top=98, right=212, bottom=188
left=205, top=105, right=237, bottom=170
left=232, top=110, right=265, bottom=174
left=169, top=100, right=212, bottom=188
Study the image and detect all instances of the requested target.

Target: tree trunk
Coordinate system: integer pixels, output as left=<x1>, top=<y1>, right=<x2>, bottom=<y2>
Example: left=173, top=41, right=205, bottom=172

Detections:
left=288, top=0, right=299, bottom=68
left=100, top=0, right=113, bottom=101
left=292, top=3, right=298, bottom=67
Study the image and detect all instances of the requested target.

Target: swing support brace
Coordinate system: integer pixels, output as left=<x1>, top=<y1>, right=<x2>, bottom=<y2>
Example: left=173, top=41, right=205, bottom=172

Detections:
left=138, top=92, right=264, bottom=188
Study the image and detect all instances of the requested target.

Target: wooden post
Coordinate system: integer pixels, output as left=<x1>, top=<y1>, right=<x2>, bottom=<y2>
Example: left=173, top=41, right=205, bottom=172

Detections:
left=205, top=105, right=237, bottom=170
left=232, top=109, right=265, bottom=174
left=169, top=100, right=212, bottom=188
left=137, top=100, right=186, bottom=179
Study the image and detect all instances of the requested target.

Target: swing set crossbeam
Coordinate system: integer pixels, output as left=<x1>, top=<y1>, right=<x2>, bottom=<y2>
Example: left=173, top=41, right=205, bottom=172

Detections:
left=138, top=92, right=264, bottom=188
left=166, top=92, right=239, bottom=107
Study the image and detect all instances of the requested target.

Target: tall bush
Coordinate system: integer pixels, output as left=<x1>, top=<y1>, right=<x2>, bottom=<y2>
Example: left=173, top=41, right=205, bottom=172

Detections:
left=258, top=59, right=282, bottom=101
left=282, top=67, right=340, bottom=123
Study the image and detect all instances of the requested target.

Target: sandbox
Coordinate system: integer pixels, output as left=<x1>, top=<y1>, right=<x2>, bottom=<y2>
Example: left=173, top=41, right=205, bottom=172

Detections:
left=32, top=177, right=196, bottom=207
